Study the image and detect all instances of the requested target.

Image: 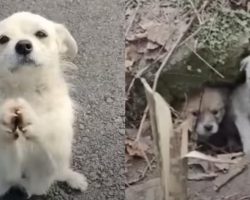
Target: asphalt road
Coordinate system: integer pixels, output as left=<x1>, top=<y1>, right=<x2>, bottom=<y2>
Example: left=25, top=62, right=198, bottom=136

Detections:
left=0, top=1, right=124, bottom=200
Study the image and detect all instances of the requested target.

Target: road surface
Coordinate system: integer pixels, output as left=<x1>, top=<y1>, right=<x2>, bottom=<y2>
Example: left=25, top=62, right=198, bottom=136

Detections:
left=0, top=0, right=124, bottom=200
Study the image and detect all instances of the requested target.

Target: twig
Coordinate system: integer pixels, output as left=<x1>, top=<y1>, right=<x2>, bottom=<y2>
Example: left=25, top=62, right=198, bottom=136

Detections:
left=188, top=0, right=202, bottom=24
left=142, top=156, right=156, bottom=175
left=127, top=156, right=156, bottom=185
left=239, top=195, right=250, bottom=200
left=222, top=193, right=238, bottom=200
left=125, top=0, right=141, bottom=37
left=135, top=105, right=149, bottom=142
left=185, top=44, right=224, bottom=78
left=214, top=159, right=247, bottom=191
left=178, top=25, right=203, bottom=47
left=126, top=64, right=150, bottom=97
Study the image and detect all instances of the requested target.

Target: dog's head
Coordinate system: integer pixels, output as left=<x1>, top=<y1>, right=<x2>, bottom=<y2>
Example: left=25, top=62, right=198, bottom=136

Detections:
left=0, top=12, right=77, bottom=72
left=184, top=88, right=226, bottom=138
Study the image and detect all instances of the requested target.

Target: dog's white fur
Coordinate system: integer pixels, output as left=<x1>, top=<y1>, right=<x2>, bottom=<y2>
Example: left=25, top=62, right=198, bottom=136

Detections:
left=0, top=12, right=87, bottom=197
left=231, top=56, right=250, bottom=153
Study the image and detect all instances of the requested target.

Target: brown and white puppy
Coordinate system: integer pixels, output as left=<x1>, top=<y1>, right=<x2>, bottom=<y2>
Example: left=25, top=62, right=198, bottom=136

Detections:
left=184, top=87, right=226, bottom=138
left=183, top=85, right=242, bottom=152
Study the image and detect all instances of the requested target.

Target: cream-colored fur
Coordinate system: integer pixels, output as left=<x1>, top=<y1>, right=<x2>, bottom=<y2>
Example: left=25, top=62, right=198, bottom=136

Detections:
left=0, top=12, right=87, bottom=197
left=183, top=88, right=226, bottom=137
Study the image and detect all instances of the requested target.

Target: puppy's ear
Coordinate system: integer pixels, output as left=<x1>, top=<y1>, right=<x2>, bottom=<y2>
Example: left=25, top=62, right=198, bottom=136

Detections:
left=55, top=24, right=78, bottom=59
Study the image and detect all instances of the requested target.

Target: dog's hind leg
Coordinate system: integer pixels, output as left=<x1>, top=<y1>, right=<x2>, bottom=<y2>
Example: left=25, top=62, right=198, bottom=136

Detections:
left=235, top=115, right=250, bottom=153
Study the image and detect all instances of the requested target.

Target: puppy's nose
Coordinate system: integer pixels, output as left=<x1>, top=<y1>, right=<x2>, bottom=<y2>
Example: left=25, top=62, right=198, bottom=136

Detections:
left=204, top=124, right=213, bottom=132
left=15, top=40, right=33, bottom=55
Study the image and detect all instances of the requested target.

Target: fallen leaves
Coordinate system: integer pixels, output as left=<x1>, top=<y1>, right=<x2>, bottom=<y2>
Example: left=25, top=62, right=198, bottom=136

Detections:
left=125, top=138, right=149, bottom=158
left=125, top=1, right=187, bottom=75
left=185, top=150, right=248, bottom=192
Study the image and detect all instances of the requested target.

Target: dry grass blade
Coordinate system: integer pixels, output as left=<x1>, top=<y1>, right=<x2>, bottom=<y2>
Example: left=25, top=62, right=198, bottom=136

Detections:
left=185, top=44, right=224, bottom=78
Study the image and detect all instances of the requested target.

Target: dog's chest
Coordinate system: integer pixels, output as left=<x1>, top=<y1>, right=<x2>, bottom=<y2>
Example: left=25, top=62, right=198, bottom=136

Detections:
left=0, top=78, right=52, bottom=109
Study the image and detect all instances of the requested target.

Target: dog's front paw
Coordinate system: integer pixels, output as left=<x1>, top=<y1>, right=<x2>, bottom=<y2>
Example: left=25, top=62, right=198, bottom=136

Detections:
left=0, top=99, right=37, bottom=140
left=15, top=98, right=37, bottom=140
left=61, top=169, right=88, bottom=192
left=0, top=99, right=21, bottom=139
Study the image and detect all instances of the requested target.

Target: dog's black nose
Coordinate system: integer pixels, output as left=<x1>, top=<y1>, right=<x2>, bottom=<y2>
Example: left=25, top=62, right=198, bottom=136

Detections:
left=204, top=124, right=213, bottom=131
left=15, top=40, right=33, bottom=55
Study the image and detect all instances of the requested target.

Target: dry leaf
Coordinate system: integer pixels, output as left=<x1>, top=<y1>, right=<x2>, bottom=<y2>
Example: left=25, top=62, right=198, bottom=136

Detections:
left=213, top=158, right=247, bottom=191
left=188, top=159, right=212, bottom=173
left=188, top=172, right=218, bottom=181
left=134, top=40, right=148, bottom=54
left=126, top=32, right=148, bottom=41
left=214, top=163, right=230, bottom=172
left=125, top=44, right=142, bottom=69
left=217, top=152, right=244, bottom=160
left=125, top=60, right=134, bottom=69
left=125, top=139, right=149, bottom=158
left=184, top=151, right=238, bottom=164
left=146, top=41, right=160, bottom=50
left=144, top=48, right=166, bottom=61
left=147, top=24, right=171, bottom=46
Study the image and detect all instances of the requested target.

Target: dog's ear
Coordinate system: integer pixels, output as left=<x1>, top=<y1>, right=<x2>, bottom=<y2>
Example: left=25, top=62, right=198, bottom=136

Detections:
left=55, top=24, right=78, bottom=59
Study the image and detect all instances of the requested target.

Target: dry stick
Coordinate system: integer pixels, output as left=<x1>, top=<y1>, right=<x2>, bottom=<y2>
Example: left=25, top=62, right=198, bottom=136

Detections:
left=125, top=0, right=141, bottom=37
left=239, top=195, right=250, bottom=200
left=127, top=156, right=156, bottom=185
left=188, top=0, right=202, bottom=24
left=178, top=25, right=203, bottom=47
left=185, top=44, right=224, bottom=78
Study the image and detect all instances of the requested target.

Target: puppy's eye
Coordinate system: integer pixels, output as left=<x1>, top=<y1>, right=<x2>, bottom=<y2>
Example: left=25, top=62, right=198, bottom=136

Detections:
left=0, top=35, right=10, bottom=44
left=35, top=30, right=48, bottom=38
left=192, top=111, right=199, bottom=117
left=212, top=110, right=218, bottom=115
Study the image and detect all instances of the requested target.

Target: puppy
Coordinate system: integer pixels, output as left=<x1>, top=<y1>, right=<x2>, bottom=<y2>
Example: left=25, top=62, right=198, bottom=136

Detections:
left=183, top=86, right=242, bottom=152
left=0, top=12, right=87, bottom=197
left=231, top=55, right=250, bottom=153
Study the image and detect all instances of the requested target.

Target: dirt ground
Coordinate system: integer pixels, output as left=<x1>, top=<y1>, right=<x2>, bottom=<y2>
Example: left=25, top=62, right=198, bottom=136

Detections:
left=125, top=1, right=250, bottom=199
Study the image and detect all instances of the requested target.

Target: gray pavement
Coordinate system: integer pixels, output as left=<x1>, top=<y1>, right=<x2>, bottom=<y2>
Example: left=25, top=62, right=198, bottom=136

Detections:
left=0, top=1, right=124, bottom=200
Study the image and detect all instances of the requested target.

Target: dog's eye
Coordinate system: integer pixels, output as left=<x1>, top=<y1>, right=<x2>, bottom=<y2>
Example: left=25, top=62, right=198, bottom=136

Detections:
left=192, top=111, right=199, bottom=117
left=35, top=30, right=48, bottom=38
left=212, top=110, right=218, bottom=115
left=0, top=35, right=10, bottom=44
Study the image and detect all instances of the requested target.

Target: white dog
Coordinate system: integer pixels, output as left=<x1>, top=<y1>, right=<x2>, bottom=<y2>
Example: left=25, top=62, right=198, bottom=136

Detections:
left=231, top=55, right=250, bottom=153
left=0, top=12, right=88, bottom=197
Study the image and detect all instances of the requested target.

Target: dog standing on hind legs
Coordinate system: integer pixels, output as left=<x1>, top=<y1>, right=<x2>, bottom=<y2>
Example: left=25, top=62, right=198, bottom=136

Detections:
left=231, top=55, right=250, bottom=153
left=0, top=12, right=88, bottom=197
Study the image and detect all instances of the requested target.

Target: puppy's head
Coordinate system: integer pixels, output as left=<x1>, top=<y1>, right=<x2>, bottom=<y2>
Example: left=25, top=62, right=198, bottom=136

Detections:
left=184, top=88, right=226, bottom=138
left=0, top=12, right=77, bottom=72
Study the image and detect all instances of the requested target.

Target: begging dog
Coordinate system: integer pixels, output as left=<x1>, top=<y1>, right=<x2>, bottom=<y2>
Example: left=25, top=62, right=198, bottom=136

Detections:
left=183, top=85, right=242, bottom=152
left=0, top=12, right=87, bottom=197
left=231, top=55, right=250, bottom=153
